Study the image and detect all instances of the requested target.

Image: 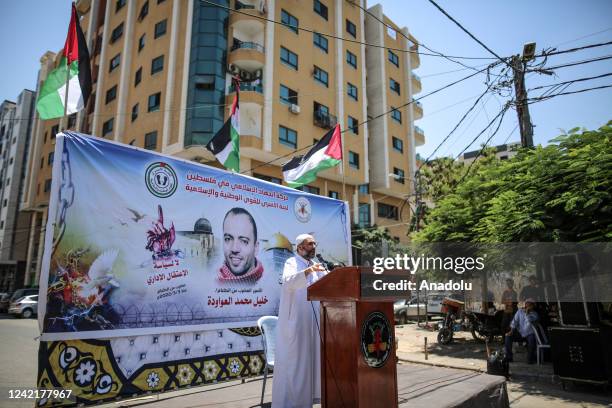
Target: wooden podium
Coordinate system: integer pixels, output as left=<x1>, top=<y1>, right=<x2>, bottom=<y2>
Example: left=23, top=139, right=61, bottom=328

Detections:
left=308, top=266, right=398, bottom=408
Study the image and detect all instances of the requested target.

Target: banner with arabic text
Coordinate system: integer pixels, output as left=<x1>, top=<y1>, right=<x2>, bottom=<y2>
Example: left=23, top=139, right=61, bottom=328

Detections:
left=38, top=132, right=351, bottom=341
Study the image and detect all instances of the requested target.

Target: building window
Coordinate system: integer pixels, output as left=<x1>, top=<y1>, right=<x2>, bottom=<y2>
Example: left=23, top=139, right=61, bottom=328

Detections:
left=145, top=131, right=157, bottom=150
left=313, top=0, right=328, bottom=20
left=280, top=46, right=298, bottom=70
left=378, top=203, right=399, bottom=220
left=131, top=103, right=139, bottom=122
left=44, top=179, right=52, bottom=193
left=348, top=151, right=359, bottom=169
left=154, top=19, right=167, bottom=38
left=135, top=67, right=142, bottom=86
left=280, top=85, right=298, bottom=105
left=40, top=158, right=43, bottom=169
left=116, top=0, right=126, bottom=13
left=390, top=78, right=400, bottom=95
left=281, top=9, right=298, bottom=33
left=392, top=136, right=403, bottom=152
left=302, top=185, right=320, bottom=195
left=110, top=23, right=124, bottom=43
left=388, top=50, right=399, bottom=67
left=313, top=32, right=328, bottom=53
left=393, top=167, right=405, bottom=183
left=348, top=116, right=358, bottom=134
left=391, top=107, right=402, bottom=123
left=67, top=114, right=76, bottom=128
left=109, top=53, right=121, bottom=72
left=328, top=190, right=339, bottom=199
left=279, top=125, right=297, bottom=149
left=346, top=50, right=357, bottom=68
left=151, top=55, right=164, bottom=74
left=102, top=118, right=114, bottom=136
left=358, top=203, right=371, bottom=228
left=148, top=92, right=161, bottom=112
left=346, top=19, right=356, bottom=38
left=138, top=0, right=149, bottom=21
left=51, top=125, right=59, bottom=138
left=105, top=85, right=117, bottom=104
left=358, top=184, right=369, bottom=194
left=138, top=34, right=146, bottom=52
left=347, top=82, right=358, bottom=100
left=313, top=66, right=328, bottom=87
left=48, top=152, right=54, bottom=165
left=254, top=173, right=282, bottom=184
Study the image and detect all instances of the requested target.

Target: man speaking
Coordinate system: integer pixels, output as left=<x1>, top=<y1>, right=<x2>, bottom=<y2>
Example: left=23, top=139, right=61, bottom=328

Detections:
left=272, top=234, right=328, bottom=408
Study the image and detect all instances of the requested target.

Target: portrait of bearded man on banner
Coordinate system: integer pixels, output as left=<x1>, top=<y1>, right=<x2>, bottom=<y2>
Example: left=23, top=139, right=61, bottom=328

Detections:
left=218, top=207, right=264, bottom=284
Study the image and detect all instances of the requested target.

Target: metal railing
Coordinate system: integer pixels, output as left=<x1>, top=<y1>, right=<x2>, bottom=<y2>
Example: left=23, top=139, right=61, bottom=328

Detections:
left=414, top=125, right=424, bottom=135
left=313, top=110, right=338, bottom=129
left=231, top=39, right=265, bottom=53
left=229, top=82, right=263, bottom=94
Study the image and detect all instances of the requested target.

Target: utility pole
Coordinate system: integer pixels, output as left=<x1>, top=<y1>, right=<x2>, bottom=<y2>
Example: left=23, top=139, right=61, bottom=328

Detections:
left=511, top=43, right=536, bottom=148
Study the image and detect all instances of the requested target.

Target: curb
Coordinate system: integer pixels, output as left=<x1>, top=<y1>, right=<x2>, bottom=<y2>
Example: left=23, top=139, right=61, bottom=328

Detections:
left=397, top=356, right=560, bottom=385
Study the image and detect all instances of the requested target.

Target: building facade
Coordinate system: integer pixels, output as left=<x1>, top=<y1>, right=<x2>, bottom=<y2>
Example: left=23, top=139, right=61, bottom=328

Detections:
left=0, top=90, right=36, bottom=292
left=22, top=0, right=424, bottom=286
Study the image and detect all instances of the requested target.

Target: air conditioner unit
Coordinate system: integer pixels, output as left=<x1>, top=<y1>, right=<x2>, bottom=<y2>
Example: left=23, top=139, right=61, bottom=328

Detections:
left=227, top=64, right=240, bottom=76
left=289, top=104, right=300, bottom=114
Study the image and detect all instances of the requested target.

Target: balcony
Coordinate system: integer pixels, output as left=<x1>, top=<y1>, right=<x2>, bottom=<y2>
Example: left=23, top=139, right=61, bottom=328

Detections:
left=414, top=125, right=425, bottom=146
left=412, top=98, right=423, bottom=119
left=229, top=0, right=265, bottom=31
left=229, top=37, right=265, bottom=71
left=411, top=73, right=422, bottom=94
left=409, top=40, right=420, bottom=68
left=313, top=110, right=337, bottom=130
left=227, top=80, right=263, bottom=106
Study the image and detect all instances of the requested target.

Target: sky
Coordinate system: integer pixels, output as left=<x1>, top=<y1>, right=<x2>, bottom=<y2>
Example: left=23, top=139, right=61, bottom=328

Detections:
left=0, top=0, right=611, bottom=160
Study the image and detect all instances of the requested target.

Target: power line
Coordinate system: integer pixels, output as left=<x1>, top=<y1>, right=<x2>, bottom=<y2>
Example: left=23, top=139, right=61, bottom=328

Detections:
left=526, top=72, right=612, bottom=92
left=427, top=0, right=509, bottom=66
left=554, top=27, right=612, bottom=47
left=539, top=54, right=612, bottom=71
left=454, top=103, right=511, bottom=185
left=455, top=102, right=511, bottom=159
left=345, top=0, right=492, bottom=73
left=242, top=62, right=500, bottom=175
left=527, top=83, right=612, bottom=103
left=535, top=40, right=612, bottom=58
left=418, top=84, right=495, bottom=170
left=198, top=0, right=497, bottom=60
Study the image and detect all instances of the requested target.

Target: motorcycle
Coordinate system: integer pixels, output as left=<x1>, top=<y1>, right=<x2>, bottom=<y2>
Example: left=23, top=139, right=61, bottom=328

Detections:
left=464, top=310, right=505, bottom=343
left=437, top=297, right=465, bottom=345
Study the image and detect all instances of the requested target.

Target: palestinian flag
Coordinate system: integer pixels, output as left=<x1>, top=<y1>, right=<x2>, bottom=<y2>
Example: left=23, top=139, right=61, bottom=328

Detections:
left=36, top=3, right=92, bottom=120
left=282, top=124, right=343, bottom=187
left=206, top=79, right=240, bottom=172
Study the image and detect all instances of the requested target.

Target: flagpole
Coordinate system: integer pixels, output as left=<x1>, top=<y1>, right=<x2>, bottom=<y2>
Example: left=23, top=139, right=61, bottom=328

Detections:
left=341, top=131, right=347, bottom=201
left=63, top=60, right=70, bottom=119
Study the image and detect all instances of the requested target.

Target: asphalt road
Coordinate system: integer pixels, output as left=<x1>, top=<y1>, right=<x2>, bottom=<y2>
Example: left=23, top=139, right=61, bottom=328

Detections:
left=0, top=316, right=610, bottom=408
left=0, top=314, right=40, bottom=408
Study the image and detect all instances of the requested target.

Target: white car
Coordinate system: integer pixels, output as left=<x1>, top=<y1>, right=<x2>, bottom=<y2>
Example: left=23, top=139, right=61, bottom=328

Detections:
left=8, top=294, right=38, bottom=318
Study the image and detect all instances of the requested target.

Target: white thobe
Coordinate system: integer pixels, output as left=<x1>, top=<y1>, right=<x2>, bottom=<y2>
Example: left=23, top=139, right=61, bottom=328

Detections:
left=272, top=254, right=327, bottom=408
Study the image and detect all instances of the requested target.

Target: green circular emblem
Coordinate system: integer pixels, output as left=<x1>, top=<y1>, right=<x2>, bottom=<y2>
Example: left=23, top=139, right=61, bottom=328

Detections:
left=145, top=162, right=178, bottom=198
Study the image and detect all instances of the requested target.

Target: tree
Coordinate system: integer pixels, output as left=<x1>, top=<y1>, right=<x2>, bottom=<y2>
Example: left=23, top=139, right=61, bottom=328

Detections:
left=414, top=123, right=612, bottom=243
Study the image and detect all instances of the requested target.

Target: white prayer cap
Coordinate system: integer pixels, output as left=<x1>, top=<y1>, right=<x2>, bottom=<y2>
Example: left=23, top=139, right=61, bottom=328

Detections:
left=295, top=233, right=315, bottom=247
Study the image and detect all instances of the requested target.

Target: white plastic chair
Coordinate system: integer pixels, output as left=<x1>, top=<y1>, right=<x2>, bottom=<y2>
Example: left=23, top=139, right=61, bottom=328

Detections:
left=530, top=322, right=550, bottom=365
left=257, top=316, right=278, bottom=406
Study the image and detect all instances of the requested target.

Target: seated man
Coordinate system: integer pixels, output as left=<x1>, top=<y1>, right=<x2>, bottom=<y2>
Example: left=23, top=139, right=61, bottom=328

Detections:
left=504, top=298, right=538, bottom=364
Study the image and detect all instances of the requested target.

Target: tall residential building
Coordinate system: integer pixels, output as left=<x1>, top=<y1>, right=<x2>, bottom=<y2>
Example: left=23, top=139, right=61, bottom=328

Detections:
left=22, top=0, right=424, bottom=285
left=0, top=90, right=36, bottom=292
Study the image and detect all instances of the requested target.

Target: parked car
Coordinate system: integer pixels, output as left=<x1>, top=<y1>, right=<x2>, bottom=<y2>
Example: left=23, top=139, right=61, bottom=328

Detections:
left=9, top=294, right=38, bottom=318
left=9, top=287, right=39, bottom=304
left=394, top=298, right=428, bottom=324
left=0, top=292, right=10, bottom=313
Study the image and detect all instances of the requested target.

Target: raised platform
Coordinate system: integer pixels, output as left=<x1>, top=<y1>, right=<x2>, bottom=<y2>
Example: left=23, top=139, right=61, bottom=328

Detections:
left=397, top=363, right=509, bottom=407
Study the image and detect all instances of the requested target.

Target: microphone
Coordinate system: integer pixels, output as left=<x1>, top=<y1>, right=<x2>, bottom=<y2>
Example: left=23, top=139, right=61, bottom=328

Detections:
left=316, top=254, right=334, bottom=271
